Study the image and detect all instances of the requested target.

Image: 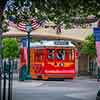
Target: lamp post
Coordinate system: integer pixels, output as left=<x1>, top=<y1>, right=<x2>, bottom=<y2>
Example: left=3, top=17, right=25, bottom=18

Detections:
left=26, top=24, right=32, bottom=75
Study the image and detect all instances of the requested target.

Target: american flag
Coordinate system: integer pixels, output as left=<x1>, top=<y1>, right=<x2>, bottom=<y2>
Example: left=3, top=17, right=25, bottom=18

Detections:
left=17, top=22, right=26, bottom=31
left=17, top=18, right=42, bottom=32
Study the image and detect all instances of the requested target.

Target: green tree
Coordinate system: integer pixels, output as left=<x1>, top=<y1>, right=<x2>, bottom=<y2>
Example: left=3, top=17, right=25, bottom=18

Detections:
left=80, top=34, right=97, bottom=73
left=2, top=38, right=19, bottom=58
left=80, top=34, right=96, bottom=58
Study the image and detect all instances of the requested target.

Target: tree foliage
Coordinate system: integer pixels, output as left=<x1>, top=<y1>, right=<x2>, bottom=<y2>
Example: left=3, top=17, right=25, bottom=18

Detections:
left=0, top=0, right=8, bottom=31
left=2, top=38, right=19, bottom=58
left=4, top=0, right=100, bottom=28
left=80, top=34, right=96, bottom=58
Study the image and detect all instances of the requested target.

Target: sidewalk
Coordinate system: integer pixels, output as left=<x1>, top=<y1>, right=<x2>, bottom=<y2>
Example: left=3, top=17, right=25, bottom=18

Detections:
left=76, top=75, right=97, bottom=80
left=13, top=80, right=43, bottom=88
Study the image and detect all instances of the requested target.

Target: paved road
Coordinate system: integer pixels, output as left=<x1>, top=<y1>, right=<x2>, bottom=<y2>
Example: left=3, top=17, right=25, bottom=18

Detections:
left=11, top=77, right=99, bottom=100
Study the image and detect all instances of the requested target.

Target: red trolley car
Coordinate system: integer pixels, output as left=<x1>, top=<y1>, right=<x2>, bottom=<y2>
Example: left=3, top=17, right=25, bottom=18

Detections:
left=19, top=40, right=78, bottom=80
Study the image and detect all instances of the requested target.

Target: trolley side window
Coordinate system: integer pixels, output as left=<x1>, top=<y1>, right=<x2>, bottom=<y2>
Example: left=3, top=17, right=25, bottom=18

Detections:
left=35, top=49, right=43, bottom=62
left=69, top=49, right=74, bottom=61
left=56, top=49, right=66, bottom=60
left=48, top=49, right=54, bottom=60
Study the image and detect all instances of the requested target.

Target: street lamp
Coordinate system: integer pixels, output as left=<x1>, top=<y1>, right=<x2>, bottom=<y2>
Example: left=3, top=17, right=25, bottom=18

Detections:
left=26, top=24, right=32, bottom=76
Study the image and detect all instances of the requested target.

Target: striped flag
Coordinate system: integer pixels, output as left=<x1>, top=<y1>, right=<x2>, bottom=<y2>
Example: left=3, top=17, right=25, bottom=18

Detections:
left=17, top=22, right=26, bottom=31
left=31, top=18, right=41, bottom=30
left=17, top=18, right=42, bottom=32
left=24, top=47, right=28, bottom=65
left=21, top=38, right=28, bottom=64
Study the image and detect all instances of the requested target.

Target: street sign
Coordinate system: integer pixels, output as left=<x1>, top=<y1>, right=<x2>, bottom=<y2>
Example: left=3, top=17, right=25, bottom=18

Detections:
left=54, top=40, right=69, bottom=45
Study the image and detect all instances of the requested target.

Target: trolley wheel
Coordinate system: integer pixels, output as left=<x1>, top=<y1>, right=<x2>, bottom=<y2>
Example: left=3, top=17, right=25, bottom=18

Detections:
left=42, top=74, right=48, bottom=80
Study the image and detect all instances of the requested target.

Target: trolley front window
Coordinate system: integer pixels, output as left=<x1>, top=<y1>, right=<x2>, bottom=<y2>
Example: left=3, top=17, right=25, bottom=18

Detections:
left=69, top=49, right=74, bottom=61
left=56, top=49, right=66, bottom=60
left=48, top=49, right=54, bottom=60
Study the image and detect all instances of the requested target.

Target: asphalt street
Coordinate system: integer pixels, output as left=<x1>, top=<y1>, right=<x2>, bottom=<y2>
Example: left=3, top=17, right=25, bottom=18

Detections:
left=9, top=77, right=100, bottom=100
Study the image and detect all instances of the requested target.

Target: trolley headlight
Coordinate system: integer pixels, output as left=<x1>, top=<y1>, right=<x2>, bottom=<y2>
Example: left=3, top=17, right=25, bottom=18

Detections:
left=60, top=63, right=64, bottom=67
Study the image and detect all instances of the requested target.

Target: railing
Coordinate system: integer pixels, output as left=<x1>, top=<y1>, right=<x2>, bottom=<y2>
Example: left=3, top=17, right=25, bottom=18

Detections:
left=0, top=58, right=17, bottom=100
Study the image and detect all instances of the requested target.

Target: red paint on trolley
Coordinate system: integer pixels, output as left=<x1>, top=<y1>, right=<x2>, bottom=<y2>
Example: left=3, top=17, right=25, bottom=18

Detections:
left=19, top=42, right=78, bottom=80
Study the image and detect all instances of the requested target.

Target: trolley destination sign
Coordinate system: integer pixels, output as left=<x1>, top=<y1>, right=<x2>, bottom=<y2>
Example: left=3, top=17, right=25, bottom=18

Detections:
left=54, top=40, right=69, bottom=45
